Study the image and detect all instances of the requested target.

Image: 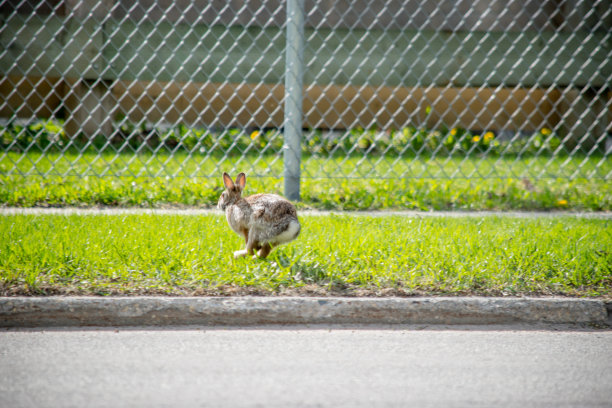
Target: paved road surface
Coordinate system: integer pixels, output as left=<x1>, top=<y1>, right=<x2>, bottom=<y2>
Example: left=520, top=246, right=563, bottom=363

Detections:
left=1, top=325, right=611, bottom=407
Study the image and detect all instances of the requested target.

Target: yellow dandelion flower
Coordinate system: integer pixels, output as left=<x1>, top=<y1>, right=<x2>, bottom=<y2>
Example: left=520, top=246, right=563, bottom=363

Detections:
left=450, top=128, right=458, bottom=136
left=557, top=199, right=568, bottom=206
left=541, top=128, right=552, bottom=136
left=483, top=131, right=494, bottom=142
left=472, top=135, right=480, bottom=143
left=250, top=130, right=260, bottom=140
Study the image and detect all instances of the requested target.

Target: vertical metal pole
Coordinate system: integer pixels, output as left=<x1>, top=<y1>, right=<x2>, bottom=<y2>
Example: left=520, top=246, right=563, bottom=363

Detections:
left=284, top=0, right=304, bottom=201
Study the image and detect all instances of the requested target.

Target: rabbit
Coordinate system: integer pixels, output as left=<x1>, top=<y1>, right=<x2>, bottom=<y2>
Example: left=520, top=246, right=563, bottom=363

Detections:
left=217, top=172, right=301, bottom=259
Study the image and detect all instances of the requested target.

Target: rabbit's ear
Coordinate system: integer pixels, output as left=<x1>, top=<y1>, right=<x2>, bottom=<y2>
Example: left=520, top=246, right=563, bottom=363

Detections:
left=236, top=172, right=246, bottom=189
left=222, top=172, right=234, bottom=189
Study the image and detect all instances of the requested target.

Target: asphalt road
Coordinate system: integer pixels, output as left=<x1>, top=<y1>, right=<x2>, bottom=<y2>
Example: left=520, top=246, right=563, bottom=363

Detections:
left=1, top=325, right=611, bottom=408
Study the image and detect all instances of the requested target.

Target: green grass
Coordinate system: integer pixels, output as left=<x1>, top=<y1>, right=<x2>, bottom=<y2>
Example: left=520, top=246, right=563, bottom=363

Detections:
left=1, top=214, right=610, bottom=297
left=1, top=151, right=611, bottom=211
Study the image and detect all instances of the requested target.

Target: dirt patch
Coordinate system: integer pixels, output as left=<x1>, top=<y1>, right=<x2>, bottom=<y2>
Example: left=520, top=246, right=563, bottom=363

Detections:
left=2, top=282, right=610, bottom=300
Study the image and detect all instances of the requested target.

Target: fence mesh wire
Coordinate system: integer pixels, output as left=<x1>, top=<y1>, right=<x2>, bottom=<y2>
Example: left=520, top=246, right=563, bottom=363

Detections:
left=0, top=0, right=610, bottom=184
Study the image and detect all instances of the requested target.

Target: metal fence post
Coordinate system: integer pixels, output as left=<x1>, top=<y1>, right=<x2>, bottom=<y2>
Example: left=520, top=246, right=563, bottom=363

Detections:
left=283, top=0, right=304, bottom=201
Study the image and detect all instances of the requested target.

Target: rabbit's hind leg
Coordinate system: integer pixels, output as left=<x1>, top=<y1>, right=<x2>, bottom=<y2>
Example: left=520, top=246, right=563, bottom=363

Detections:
left=233, top=249, right=248, bottom=258
left=257, top=243, right=273, bottom=259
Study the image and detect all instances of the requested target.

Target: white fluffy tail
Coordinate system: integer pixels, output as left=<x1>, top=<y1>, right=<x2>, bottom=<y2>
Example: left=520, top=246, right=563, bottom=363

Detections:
left=272, top=219, right=300, bottom=244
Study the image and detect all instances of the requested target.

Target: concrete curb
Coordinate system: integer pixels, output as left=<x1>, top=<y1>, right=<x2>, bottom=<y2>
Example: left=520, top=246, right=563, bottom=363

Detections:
left=0, top=297, right=609, bottom=327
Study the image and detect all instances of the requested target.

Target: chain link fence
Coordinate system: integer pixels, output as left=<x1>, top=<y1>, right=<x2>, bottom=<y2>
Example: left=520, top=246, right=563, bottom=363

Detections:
left=1, top=0, right=611, bottom=200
